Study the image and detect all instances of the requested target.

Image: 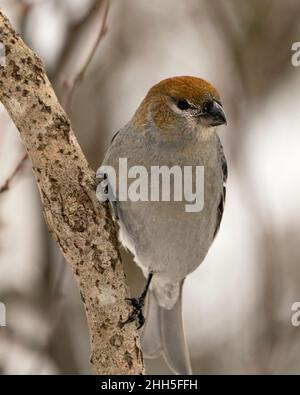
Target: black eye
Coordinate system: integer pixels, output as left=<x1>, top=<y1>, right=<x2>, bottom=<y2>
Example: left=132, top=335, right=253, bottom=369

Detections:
left=177, top=99, right=191, bottom=110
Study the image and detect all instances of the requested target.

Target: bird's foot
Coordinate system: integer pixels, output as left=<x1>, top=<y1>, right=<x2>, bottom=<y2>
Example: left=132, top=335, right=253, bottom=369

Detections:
left=123, top=273, right=153, bottom=329
left=124, top=297, right=145, bottom=329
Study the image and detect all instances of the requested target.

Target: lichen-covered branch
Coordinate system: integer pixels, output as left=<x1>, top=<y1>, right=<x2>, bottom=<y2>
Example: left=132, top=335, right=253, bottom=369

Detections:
left=0, top=10, right=144, bottom=375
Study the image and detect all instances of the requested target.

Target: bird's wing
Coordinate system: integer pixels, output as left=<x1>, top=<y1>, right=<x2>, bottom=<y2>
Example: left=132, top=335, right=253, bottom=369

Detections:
left=213, top=137, right=227, bottom=239
left=110, top=130, right=119, bottom=144
left=96, top=131, right=122, bottom=220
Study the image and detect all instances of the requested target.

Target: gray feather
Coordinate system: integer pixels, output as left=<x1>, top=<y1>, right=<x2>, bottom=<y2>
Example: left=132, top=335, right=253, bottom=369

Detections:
left=141, top=285, right=192, bottom=375
left=141, top=292, right=162, bottom=358
left=213, top=137, right=227, bottom=239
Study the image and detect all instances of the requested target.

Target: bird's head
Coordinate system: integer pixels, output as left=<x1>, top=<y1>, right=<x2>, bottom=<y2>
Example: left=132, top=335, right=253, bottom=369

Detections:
left=133, top=76, right=226, bottom=136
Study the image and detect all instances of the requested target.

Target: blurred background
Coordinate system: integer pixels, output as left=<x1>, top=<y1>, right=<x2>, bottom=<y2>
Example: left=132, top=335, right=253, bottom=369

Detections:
left=0, top=0, right=300, bottom=374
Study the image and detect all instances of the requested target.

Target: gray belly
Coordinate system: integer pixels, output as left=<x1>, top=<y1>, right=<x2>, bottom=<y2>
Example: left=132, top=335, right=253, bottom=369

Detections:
left=118, top=165, right=222, bottom=282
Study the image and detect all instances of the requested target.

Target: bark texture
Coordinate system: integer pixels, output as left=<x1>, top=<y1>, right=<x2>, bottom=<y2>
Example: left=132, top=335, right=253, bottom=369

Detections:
left=0, top=11, right=144, bottom=374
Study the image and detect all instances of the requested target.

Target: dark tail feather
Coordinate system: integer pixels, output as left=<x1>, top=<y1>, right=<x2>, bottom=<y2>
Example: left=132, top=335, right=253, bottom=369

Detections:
left=141, top=285, right=192, bottom=375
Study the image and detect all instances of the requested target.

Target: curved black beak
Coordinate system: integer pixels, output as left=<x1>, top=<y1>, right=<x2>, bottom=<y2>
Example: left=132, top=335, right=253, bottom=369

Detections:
left=205, top=100, right=227, bottom=126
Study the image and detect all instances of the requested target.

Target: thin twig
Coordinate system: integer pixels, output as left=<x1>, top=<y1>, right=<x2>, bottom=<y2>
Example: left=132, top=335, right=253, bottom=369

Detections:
left=62, top=0, right=109, bottom=112
left=0, top=152, right=28, bottom=194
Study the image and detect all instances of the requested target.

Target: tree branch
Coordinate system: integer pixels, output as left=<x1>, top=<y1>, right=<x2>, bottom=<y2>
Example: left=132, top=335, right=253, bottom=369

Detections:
left=61, top=0, right=109, bottom=112
left=0, top=10, right=144, bottom=374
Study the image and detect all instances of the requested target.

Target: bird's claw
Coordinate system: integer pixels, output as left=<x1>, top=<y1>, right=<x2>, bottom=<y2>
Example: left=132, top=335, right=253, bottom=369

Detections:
left=124, top=297, right=145, bottom=329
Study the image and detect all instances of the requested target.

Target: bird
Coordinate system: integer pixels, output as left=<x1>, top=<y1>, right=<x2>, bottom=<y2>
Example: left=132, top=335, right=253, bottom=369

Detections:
left=97, top=76, right=227, bottom=375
